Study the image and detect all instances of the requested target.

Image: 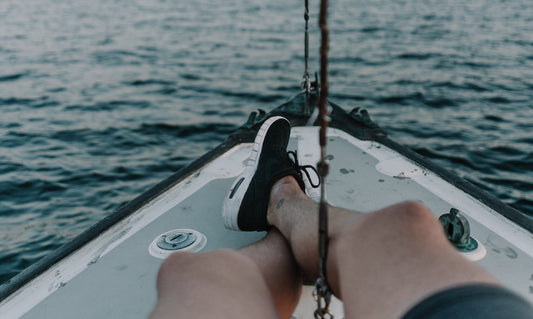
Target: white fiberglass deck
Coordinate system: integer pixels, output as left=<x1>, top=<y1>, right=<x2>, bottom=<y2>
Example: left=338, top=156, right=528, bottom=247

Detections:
left=2, top=126, right=532, bottom=318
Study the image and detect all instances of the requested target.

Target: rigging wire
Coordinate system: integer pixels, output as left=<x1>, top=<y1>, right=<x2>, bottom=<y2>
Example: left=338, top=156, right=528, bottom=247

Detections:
left=303, top=0, right=311, bottom=113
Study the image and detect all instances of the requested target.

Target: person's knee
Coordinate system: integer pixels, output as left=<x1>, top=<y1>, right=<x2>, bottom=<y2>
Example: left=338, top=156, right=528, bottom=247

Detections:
left=387, top=200, right=438, bottom=226
left=337, top=201, right=444, bottom=251
left=374, top=200, right=440, bottom=233
left=156, top=251, right=196, bottom=292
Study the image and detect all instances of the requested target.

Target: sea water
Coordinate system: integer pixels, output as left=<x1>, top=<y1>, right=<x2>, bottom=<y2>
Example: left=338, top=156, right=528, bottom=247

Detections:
left=1, top=0, right=532, bottom=284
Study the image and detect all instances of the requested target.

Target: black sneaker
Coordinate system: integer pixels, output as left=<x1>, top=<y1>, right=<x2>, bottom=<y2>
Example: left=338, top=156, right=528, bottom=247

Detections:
left=222, top=116, right=319, bottom=231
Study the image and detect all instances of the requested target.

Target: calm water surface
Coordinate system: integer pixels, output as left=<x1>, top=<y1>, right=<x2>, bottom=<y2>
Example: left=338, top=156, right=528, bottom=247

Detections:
left=1, top=0, right=532, bottom=284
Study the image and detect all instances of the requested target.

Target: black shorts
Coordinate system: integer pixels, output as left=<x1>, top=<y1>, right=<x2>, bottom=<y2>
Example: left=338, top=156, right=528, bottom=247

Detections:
left=402, top=284, right=533, bottom=319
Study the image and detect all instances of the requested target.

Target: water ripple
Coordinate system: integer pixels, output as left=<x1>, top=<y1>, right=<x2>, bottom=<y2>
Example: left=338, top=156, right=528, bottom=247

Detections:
left=0, top=72, right=28, bottom=82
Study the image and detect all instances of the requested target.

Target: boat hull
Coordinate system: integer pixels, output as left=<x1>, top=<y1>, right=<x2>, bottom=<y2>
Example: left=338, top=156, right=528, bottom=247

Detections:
left=1, top=95, right=532, bottom=318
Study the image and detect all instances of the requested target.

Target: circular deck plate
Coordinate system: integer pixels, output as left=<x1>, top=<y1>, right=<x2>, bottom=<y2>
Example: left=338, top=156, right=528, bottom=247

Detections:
left=149, top=229, right=207, bottom=259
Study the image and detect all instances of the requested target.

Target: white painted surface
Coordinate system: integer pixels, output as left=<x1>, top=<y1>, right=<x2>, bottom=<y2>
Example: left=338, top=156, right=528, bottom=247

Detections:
left=293, top=127, right=533, bottom=259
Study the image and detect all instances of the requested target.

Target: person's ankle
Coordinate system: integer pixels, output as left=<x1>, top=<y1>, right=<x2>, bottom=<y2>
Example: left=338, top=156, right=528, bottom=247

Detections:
left=266, top=176, right=302, bottom=225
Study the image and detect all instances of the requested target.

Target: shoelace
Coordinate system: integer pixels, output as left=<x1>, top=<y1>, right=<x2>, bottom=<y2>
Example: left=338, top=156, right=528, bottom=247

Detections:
left=287, top=150, right=321, bottom=188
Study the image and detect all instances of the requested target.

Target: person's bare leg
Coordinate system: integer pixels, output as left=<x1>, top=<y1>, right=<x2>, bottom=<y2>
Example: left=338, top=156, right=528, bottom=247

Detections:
left=268, top=176, right=500, bottom=319
left=239, top=229, right=303, bottom=318
left=150, top=229, right=301, bottom=319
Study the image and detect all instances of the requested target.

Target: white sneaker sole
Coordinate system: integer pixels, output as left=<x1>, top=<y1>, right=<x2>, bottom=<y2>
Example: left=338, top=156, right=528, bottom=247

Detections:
left=222, top=116, right=289, bottom=231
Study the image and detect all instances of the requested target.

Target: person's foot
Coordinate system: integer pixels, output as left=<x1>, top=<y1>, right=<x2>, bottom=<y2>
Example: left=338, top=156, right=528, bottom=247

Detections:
left=222, top=116, right=318, bottom=231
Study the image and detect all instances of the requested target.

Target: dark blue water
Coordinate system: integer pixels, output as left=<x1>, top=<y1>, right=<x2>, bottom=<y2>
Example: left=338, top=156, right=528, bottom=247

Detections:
left=1, top=0, right=532, bottom=284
